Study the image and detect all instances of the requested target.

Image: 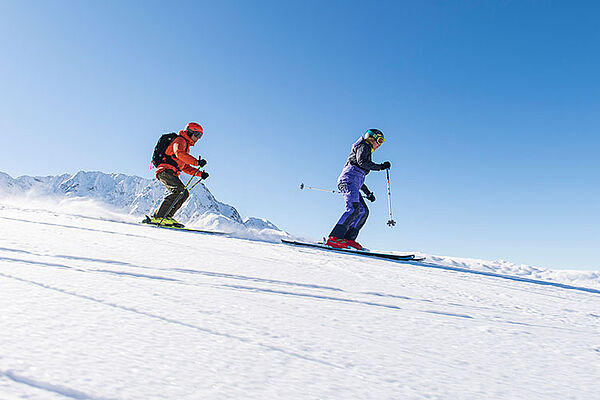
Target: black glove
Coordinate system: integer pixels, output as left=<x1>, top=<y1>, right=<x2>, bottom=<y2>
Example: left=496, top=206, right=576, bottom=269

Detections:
left=381, top=161, right=391, bottom=170
left=365, top=192, right=376, bottom=202
left=198, top=158, right=207, bottom=168
left=200, top=171, right=209, bottom=180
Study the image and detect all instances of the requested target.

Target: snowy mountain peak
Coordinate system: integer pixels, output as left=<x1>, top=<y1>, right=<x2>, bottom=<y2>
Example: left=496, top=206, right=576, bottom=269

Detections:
left=0, top=170, right=283, bottom=235
left=243, top=217, right=281, bottom=231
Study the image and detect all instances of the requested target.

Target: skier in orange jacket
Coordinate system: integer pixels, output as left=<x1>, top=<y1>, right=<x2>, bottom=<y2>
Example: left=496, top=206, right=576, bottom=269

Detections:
left=149, top=122, right=208, bottom=227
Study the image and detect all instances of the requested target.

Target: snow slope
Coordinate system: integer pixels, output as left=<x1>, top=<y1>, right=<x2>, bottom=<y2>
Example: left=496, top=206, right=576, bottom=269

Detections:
left=0, top=171, right=283, bottom=234
left=1, top=203, right=599, bottom=399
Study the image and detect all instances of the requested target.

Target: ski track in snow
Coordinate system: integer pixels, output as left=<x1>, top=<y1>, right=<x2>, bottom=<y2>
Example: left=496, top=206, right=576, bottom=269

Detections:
left=3, top=245, right=592, bottom=335
left=0, top=270, right=342, bottom=369
left=1, top=204, right=599, bottom=399
left=1, top=369, right=117, bottom=400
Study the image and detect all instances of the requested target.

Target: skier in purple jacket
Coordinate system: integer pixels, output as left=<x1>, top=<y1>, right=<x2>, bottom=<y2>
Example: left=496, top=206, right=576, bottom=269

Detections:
left=326, top=129, right=390, bottom=250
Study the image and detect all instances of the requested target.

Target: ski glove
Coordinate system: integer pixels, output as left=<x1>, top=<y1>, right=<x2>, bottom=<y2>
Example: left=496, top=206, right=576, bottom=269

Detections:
left=380, top=161, right=391, bottom=170
left=200, top=171, right=209, bottom=180
left=198, top=158, right=207, bottom=168
left=365, top=192, right=376, bottom=202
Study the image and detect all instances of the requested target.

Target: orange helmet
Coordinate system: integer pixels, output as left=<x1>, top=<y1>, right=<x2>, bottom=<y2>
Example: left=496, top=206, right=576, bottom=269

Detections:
left=186, top=122, right=203, bottom=139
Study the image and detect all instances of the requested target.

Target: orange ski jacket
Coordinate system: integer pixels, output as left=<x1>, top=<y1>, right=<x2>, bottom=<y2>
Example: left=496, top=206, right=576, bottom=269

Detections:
left=155, top=130, right=201, bottom=177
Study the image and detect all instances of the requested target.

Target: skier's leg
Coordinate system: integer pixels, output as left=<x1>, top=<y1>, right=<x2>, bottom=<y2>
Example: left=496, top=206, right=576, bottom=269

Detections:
left=344, top=196, right=369, bottom=241
left=329, top=203, right=360, bottom=238
left=154, top=170, right=187, bottom=218
left=329, top=182, right=361, bottom=238
left=167, top=189, right=189, bottom=218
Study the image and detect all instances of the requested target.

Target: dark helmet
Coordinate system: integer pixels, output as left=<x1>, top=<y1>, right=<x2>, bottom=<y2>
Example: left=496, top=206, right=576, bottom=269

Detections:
left=364, top=128, right=385, bottom=144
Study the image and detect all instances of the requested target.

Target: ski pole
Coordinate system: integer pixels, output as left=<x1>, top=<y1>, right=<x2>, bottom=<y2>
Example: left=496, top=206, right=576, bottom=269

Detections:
left=158, top=168, right=200, bottom=227
left=385, top=169, right=396, bottom=227
left=300, top=183, right=341, bottom=194
left=187, top=170, right=210, bottom=192
left=188, top=178, right=205, bottom=191
left=300, top=182, right=369, bottom=200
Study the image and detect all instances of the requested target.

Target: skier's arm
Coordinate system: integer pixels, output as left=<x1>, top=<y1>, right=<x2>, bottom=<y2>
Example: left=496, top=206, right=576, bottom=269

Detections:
left=356, top=143, right=385, bottom=171
left=172, top=139, right=199, bottom=166
left=361, top=184, right=376, bottom=202
left=181, top=164, right=202, bottom=176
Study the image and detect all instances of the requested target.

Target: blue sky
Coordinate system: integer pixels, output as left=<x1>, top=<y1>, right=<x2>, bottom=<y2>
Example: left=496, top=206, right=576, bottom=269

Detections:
left=1, top=1, right=598, bottom=270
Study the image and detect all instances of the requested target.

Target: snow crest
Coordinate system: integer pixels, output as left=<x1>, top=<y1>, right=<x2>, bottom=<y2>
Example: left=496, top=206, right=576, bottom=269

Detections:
left=0, top=171, right=285, bottom=238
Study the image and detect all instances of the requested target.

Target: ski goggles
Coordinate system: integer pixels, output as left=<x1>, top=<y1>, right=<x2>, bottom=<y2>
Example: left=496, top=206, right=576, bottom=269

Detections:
left=188, top=129, right=203, bottom=139
left=373, top=135, right=385, bottom=145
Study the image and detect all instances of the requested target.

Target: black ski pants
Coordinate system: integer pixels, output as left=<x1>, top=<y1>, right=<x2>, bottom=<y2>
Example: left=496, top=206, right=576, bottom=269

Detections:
left=154, top=170, right=189, bottom=218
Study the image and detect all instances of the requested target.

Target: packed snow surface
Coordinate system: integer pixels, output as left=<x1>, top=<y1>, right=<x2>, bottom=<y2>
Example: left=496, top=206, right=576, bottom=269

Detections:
left=1, top=202, right=599, bottom=399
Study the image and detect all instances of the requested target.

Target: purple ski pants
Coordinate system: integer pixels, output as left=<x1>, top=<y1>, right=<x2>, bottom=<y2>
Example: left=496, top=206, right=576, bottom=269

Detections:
left=329, top=179, right=369, bottom=241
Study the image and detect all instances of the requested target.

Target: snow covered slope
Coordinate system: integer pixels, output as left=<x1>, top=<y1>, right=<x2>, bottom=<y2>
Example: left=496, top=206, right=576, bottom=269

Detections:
left=0, top=171, right=283, bottom=234
left=1, top=203, right=599, bottom=399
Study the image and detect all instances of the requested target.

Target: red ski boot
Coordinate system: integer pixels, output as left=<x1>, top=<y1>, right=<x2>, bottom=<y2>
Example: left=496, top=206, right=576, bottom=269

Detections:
left=344, top=239, right=364, bottom=250
left=325, top=236, right=349, bottom=249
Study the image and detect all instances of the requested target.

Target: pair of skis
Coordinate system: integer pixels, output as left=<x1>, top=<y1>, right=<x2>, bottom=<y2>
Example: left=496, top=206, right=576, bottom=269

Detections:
left=281, top=239, right=425, bottom=262
left=141, top=215, right=226, bottom=235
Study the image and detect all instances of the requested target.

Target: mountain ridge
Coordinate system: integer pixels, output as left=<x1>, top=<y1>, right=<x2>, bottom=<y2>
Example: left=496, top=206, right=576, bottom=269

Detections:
left=0, top=170, right=283, bottom=234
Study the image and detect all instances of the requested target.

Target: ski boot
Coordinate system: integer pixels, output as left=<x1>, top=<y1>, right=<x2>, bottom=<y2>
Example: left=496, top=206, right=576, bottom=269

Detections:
left=161, top=217, right=184, bottom=228
left=142, top=215, right=184, bottom=228
left=344, top=239, right=364, bottom=251
left=142, top=215, right=160, bottom=225
left=325, top=236, right=349, bottom=249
